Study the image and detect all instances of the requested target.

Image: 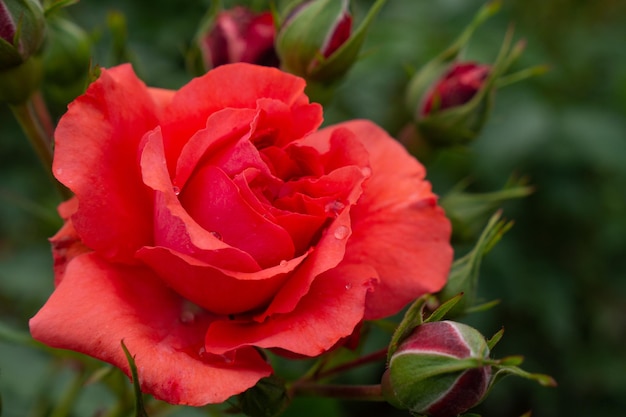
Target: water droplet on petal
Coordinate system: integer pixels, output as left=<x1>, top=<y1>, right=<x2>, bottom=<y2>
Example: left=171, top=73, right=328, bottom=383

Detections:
left=172, top=186, right=181, bottom=196
left=325, top=199, right=346, bottom=218
left=345, top=283, right=352, bottom=290
left=279, top=259, right=288, bottom=267
left=361, top=166, right=372, bottom=178
left=179, top=310, right=195, bottom=324
left=333, top=225, right=349, bottom=240
left=210, top=230, right=223, bottom=240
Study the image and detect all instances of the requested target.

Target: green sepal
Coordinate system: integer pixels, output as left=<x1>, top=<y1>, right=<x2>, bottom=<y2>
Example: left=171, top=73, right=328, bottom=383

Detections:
left=120, top=340, right=149, bottom=417
left=486, top=327, right=505, bottom=351
left=424, top=292, right=464, bottom=324
left=0, top=0, right=46, bottom=70
left=414, top=25, right=516, bottom=147
left=277, top=0, right=386, bottom=84
left=440, top=175, right=533, bottom=242
left=43, top=0, right=80, bottom=16
left=238, top=375, right=290, bottom=417
left=384, top=354, right=491, bottom=412
left=0, top=56, right=42, bottom=104
left=307, top=0, right=387, bottom=83
left=437, top=211, right=513, bottom=318
left=0, top=37, right=23, bottom=69
left=405, top=0, right=501, bottom=112
left=386, top=294, right=430, bottom=363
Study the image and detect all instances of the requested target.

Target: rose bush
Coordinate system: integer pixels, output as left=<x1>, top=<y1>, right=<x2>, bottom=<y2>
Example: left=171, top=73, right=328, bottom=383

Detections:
left=29, top=63, right=452, bottom=406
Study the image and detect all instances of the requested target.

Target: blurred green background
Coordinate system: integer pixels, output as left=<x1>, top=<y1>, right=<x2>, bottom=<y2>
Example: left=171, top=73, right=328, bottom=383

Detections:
left=1, top=0, right=626, bottom=416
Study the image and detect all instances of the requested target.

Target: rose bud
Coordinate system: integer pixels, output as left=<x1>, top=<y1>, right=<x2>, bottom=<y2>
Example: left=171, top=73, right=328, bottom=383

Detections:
left=420, top=62, right=490, bottom=116
left=0, top=0, right=45, bottom=103
left=382, top=321, right=492, bottom=417
left=404, top=2, right=543, bottom=148
left=0, top=0, right=45, bottom=69
left=276, top=0, right=385, bottom=84
left=195, top=6, right=277, bottom=71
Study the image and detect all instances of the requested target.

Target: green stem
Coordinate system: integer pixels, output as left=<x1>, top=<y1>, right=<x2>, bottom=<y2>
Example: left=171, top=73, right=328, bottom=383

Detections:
left=312, top=348, right=388, bottom=381
left=10, top=95, right=72, bottom=199
left=32, top=90, right=55, bottom=139
left=291, top=382, right=385, bottom=402
left=10, top=98, right=53, bottom=170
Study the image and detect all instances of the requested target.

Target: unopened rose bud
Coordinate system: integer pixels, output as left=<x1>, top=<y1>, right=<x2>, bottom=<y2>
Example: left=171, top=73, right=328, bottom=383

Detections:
left=276, top=0, right=385, bottom=84
left=0, top=0, right=45, bottom=69
left=382, top=321, right=491, bottom=417
left=420, top=62, right=490, bottom=116
left=406, top=57, right=495, bottom=147
left=0, top=0, right=45, bottom=103
left=197, top=6, right=277, bottom=71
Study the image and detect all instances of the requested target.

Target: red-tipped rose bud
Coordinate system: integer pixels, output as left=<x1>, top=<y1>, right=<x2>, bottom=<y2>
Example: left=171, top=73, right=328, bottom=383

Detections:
left=0, top=0, right=45, bottom=69
left=0, top=0, right=45, bottom=103
left=276, top=0, right=385, bottom=85
left=403, top=2, right=543, bottom=148
left=382, top=321, right=491, bottom=417
left=197, top=6, right=277, bottom=71
left=421, top=62, right=490, bottom=116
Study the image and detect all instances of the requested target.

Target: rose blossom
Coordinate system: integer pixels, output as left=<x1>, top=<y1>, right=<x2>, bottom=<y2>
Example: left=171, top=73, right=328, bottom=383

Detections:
left=29, top=63, right=452, bottom=406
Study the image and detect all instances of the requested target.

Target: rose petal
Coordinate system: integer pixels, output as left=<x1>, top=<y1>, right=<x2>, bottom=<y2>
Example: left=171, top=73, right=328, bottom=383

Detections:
left=140, top=129, right=261, bottom=271
left=203, top=263, right=378, bottom=356
left=29, top=253, right=272, bottom=406
left=53, top=64, right=172, bottom=262
left=136, top=246, right=308, bottom=316
left=182, top=164, right=295, bottom=267
left=50, top=198, right=90, bottom=285
left=331, top=120, right=453, bottom=319
left=161, top=63, right=322, bottom=172
left=174, top=108, right=258, bottom=189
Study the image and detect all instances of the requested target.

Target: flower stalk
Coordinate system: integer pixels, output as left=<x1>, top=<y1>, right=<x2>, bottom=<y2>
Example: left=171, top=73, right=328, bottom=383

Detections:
left=290, top=382, right=385, bottom=402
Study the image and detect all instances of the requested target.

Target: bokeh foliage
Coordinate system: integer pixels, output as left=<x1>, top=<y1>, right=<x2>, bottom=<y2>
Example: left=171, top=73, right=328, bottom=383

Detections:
left=1, top=0, right=626, bottom=416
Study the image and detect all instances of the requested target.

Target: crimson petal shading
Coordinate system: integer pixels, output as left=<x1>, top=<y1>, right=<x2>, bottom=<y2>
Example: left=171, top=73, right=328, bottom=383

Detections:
left=53, top=64, right=172, bottom=263
left=29, top=253, right=272, bottom=406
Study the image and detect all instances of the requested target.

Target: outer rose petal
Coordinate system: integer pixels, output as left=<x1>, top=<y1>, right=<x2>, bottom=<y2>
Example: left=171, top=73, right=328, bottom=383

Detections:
left=204, top=263, right=378, bottom=356
left=29, top=253, right=272, bottom=406
left=320, top=120, right=453, bottom=319
left=53, top=64, right=173, bottom=263
left=49, top=198, right=89, bottom=285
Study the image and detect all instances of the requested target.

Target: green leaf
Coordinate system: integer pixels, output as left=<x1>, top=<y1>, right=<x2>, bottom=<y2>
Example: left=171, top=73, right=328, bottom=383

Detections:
left=120, top=340, right=149, bottom=417
left=437, top=211, right=514, bottom=317
left=238, top=375, right=290, bottom=417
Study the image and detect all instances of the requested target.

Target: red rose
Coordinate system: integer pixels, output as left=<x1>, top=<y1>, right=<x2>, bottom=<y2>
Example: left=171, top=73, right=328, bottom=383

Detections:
left=29, top=63, right=452, bottom=406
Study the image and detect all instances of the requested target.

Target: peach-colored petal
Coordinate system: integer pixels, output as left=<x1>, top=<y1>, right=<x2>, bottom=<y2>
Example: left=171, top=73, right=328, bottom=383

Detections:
left=29, top=253, right=272, bottom=406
